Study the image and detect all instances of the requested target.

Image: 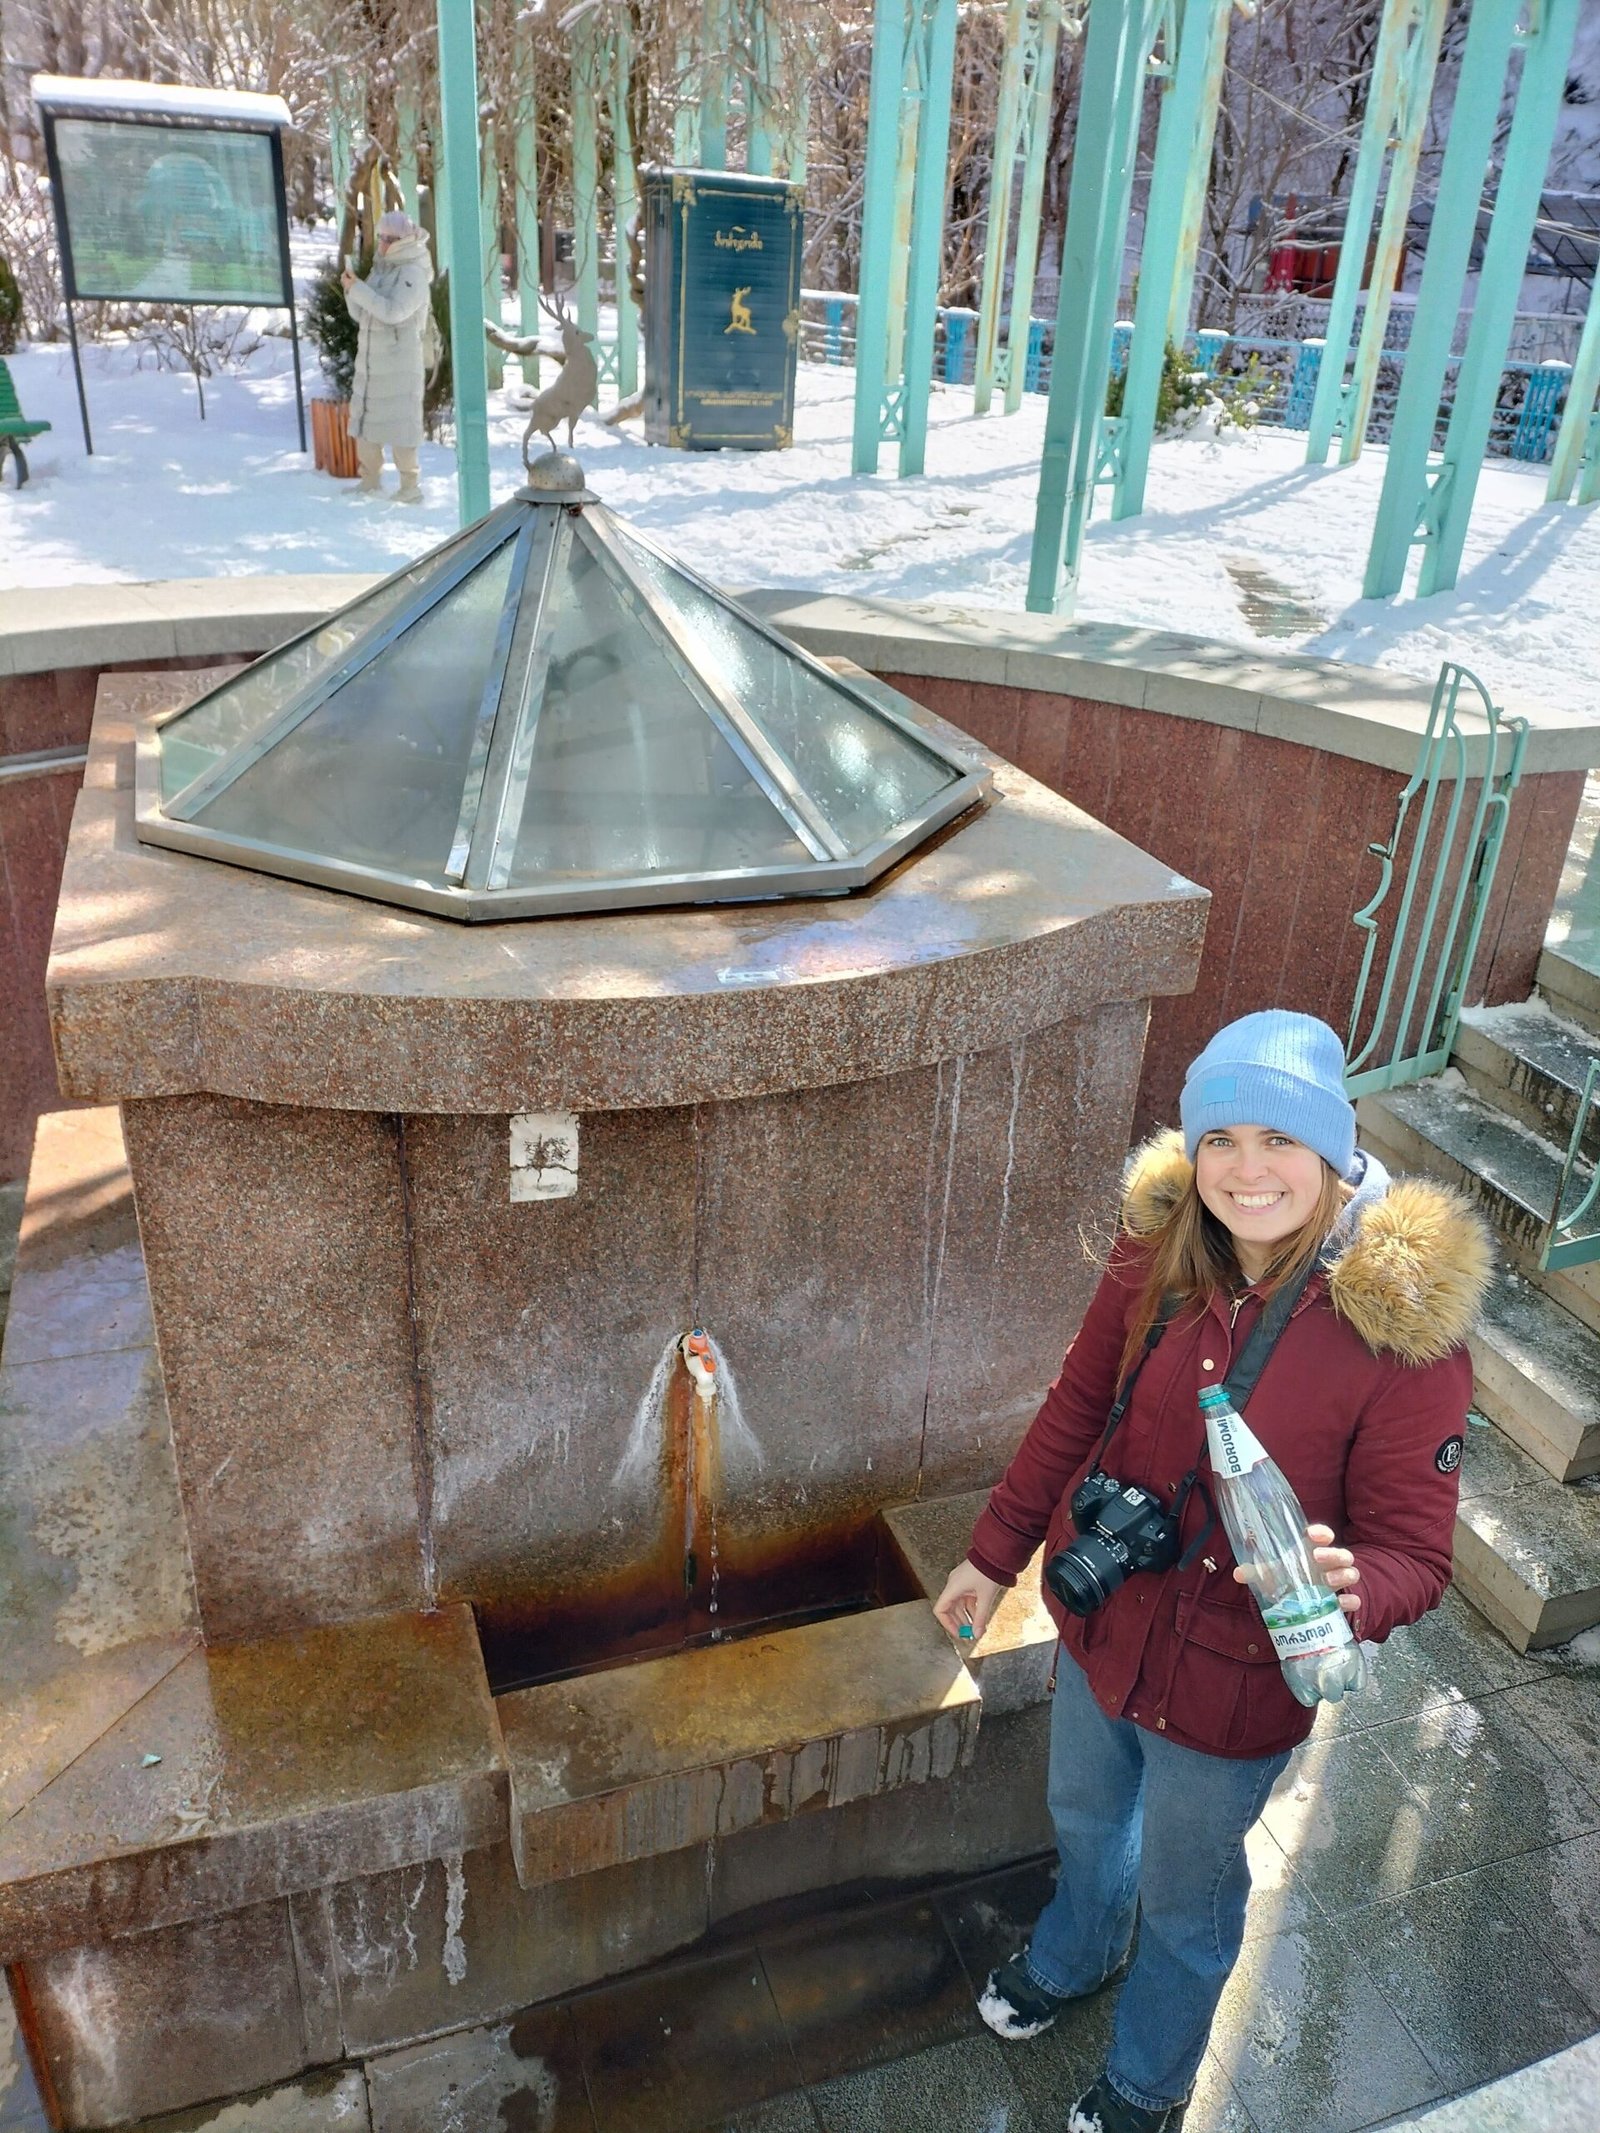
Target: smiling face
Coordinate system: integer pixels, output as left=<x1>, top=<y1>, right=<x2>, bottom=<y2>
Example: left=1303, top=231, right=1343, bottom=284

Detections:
left=1193, top=1124, right=1331, bottom=1279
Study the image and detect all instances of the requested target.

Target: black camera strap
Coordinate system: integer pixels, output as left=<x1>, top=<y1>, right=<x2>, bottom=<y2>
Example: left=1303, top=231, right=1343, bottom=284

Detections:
left=1088, top=1257, right=1320, bottom=1572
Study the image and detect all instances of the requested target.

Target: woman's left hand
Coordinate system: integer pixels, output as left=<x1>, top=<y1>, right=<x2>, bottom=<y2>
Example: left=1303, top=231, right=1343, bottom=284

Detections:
left=1307, top=1523, right=1361, bottom=1615
left=1232, top=1523, right=1361, bottom=1615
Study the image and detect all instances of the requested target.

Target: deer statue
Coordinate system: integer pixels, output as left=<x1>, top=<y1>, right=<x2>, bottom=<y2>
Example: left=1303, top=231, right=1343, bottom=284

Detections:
left=485, top=292, right=599, bottom=455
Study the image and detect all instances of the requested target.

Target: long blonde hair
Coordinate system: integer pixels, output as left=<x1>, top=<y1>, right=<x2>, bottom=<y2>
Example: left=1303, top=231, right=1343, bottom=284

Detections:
left=1118, top=1159, right=1350, bottom=1384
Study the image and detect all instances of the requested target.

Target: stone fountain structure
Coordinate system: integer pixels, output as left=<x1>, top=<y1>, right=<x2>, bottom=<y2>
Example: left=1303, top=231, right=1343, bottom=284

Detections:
left=0, top=465, right=1205, bottom=2126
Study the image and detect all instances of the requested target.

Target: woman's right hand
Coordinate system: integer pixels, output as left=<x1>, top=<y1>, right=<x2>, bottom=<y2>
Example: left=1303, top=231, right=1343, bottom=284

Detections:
left=932, top=1558, right=1006, bottom=1645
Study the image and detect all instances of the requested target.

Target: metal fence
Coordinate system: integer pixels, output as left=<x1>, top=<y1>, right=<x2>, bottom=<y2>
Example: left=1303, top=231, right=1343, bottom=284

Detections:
left=797, top=287, right=1585, bottom=464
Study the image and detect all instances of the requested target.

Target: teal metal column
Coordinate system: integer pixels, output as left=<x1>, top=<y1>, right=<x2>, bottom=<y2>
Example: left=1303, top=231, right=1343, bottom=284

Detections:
left=673, top=37, right=702, bottom=165
left=396, top=92, right=421, bottom=223
left=1164, top=0, right=1231, bottom=350
left=1338, top=0, right=1446, bottom=464
left=481, top=119, right=503, bottom=388
left=900, top=0, right=959, bottom=475
left=1305, top=0, right=1415, bottom=464
left=1363, top=0, right=1523, bottom=598
left=1307, top=0, right=1446, bottom=466
left=701, top=0, right=731, bottom=171
left=570, top=10, right=603, bottom=341
left=610, top=14, right=640, bottom=397
left=1027, top=0, right=1158, bottom=612
left=1416, top=0, right=1581, bottom=594
left=513, top=71, right=540, bottom=377
left=437, top=0, right=491, bottom=525
left=973, top=0, right=1032, bottom=417
left=1112, top=0, right=1234, bottom=521
left=1549, top=281, right=1600, bottom=502
left=851, top=0, right=959, bottom=477
left=1004, top=0, right=1066, bottom=416
left=747, top=0, right=778, bottom=177
left=852, top=0, right=911, bottom=472
left=1366, top=0, right=1578, bottom=597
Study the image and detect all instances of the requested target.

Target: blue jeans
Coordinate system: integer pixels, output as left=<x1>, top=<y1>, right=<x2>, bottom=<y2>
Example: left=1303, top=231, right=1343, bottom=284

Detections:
left=1024, top=1653, right=1290, bottom=2113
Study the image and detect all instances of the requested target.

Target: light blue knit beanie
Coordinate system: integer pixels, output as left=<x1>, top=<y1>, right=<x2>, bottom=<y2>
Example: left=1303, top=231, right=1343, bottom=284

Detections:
left=1180, top=1010, right=1356, bottom=1176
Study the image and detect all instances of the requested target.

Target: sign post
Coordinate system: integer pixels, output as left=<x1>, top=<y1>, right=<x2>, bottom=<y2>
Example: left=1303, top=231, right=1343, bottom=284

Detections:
left=31, top=75, right=304, bottom=456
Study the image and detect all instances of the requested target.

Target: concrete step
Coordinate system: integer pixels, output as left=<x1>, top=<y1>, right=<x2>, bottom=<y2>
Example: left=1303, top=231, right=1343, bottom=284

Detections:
left=1452, top=1413, right=1600, bottom=1652
left=1454, top=999, right=1600, bottom=1162
left=1537, top=944, right=1600, bottom=1038
left=1469, top=1266, right=1600, bottom=1482
left=1358, top=1076, right=1600, bottom=1339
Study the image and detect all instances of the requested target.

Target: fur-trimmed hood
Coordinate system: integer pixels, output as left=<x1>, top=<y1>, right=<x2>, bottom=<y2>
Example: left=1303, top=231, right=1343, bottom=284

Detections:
left=1121, top=1129, right=1493, bottom=1367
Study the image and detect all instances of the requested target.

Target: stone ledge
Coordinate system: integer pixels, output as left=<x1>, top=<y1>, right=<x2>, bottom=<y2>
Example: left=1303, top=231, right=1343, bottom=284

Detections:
left=882, top=1491, right=1057, bottom=1716
left=0, top=575, right=382, bottom=678
left=499, top=1602, right=981, bottom=1890
left=0, top=1605, right=510, bottom=1962
left=739, top=589, right=1600, bottom=779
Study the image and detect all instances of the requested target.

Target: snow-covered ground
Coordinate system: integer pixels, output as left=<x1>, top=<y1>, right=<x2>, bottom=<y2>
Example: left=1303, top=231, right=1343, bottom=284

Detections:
left=3, top=327, right=1598, bottom=719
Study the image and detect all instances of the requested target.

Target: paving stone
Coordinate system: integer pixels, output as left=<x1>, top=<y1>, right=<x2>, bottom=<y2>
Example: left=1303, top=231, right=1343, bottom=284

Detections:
left=934, top=1857, right=1057, bottom=1993
left=367, top=2006, right=594, bottom=2133
left=761, top=1894, right=979, bottom=2086
left=1257, top=1730, right=1434, bottom=1916
left=1472, top=1832, right=1600, bottom=2024
left=807, top=2032, right=1041, bottom=2133
left=1362, top=1693, right=1600, bottom=1891
left=1208, top=1913, right=1444, bottom=2133
left=1377, top=2033, right=1600, bottom=2131
left=571, top=1946, right=802, bottom=2133
left=1488, top=1671, right=1600, bottom=1801
left=1342, top=1868, right=1599, bottom=2093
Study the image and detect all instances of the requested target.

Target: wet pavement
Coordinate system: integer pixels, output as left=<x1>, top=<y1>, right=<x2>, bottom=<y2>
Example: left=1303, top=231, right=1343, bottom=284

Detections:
left=2, top=1588, right=1596, bottom=2133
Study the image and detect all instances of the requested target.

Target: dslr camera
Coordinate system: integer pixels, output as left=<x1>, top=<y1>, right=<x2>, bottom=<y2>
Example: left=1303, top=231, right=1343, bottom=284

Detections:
left=1045, top=1469, right=1181, bottom=1616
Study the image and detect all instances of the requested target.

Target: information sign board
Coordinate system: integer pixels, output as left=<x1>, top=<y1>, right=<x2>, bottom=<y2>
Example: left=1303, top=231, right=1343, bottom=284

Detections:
left=643, top=169, right=803, bottom=451
left=48, top=115, right=288, bottom=306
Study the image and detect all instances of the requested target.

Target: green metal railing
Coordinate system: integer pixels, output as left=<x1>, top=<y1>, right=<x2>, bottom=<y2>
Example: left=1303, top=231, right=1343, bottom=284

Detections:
left=1542, top=1060, right=1600, bottom=1270
left=1344, top=661, right=1527, bottom=1098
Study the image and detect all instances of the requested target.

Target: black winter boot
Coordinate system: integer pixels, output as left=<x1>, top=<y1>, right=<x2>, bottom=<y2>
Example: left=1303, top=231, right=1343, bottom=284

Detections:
left=1067, top=2074, right=1179, bottom=2133
left=977, top=1950, right=1077, bottom=2039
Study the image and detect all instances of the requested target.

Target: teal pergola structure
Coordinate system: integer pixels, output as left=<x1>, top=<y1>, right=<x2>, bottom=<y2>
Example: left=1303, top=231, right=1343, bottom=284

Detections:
left=1108, top=0, right=1238, bottom=522
left=852, top=0, right=960, bottom=477
left=1026, top=0, right=1162, bottom=613
left=1365, top=0, right=1583, bottom=599
left=972, top=0, right=1069, bottom=419
left=437, top=0, right=492, bottom=526
left=1304, top=0, right=1448, bottom=467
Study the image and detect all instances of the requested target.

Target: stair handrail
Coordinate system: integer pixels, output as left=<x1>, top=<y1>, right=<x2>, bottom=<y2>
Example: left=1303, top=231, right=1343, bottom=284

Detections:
left=1541, top=1056, right=1600, bottom=1270
left=1346, top=661, right=1528, bottom=1098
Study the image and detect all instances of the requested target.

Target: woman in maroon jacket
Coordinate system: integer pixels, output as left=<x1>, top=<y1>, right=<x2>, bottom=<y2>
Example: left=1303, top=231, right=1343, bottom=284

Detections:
left=934, top=1011, right=1490, bottom=2133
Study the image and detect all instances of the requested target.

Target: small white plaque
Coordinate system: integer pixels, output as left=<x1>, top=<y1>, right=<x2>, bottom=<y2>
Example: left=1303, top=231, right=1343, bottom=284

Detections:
left=509, top=1111, right=580, bottom=1202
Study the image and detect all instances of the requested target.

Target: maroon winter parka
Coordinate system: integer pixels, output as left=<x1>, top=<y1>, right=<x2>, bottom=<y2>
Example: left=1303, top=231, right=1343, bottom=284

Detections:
left=967, top=1132, right=1492, bottom=1759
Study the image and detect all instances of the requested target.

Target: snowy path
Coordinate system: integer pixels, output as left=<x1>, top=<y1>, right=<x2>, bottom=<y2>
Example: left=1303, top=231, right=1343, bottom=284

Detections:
left=2, top=334, right=1596, bottom=719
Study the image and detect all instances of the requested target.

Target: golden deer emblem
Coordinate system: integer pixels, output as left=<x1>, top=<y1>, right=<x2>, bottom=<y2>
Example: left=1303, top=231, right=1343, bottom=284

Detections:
left=725, top=286, right=755, bottom=336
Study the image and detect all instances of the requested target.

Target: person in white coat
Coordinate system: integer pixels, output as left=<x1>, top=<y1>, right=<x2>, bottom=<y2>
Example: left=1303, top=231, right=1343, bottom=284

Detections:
left=341, top=210, right=432, bottom=502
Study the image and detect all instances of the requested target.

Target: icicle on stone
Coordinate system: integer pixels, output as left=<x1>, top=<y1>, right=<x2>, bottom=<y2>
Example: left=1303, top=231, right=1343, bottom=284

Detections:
left=1199, top=1384, right=1365, bottom=1709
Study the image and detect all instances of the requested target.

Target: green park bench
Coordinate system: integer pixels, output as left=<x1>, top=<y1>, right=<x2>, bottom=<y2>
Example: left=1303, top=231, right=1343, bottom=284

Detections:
left=0, top=358, right=50, bottom=486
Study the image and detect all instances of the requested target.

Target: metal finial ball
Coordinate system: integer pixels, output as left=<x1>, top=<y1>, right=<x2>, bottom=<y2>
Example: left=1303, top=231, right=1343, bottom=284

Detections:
left=524, top=445, right=587, bottom=495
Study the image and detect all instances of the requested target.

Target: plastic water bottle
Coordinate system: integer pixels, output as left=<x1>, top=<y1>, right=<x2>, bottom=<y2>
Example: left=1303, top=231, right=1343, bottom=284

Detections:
left=1198, top=1384, right=1366, bottom=1708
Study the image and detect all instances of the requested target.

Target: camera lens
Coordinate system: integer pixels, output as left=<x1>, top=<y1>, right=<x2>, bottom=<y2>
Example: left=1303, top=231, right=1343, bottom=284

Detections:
left=1045, top=1534, right=1129, bottom=1616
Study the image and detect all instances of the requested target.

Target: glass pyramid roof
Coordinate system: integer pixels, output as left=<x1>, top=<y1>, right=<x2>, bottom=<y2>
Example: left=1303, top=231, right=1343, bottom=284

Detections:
left=135, top=461, right=988, bottom=921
